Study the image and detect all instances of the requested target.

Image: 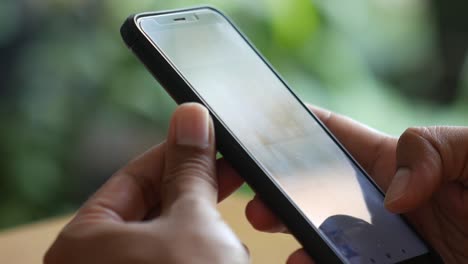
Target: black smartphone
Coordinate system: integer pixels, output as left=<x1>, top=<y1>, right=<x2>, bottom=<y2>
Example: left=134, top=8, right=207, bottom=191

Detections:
left=121, top=6, right=442, bottom=264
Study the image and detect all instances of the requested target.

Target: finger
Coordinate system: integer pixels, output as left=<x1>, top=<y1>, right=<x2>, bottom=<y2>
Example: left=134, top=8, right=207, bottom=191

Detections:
left=307, top=104, right=397, bottom=190
left=160, top=103, right=218, bottom=214
left=231, top=105, right=394, bottom=193
left=217, top=158, right=245, bottom=202
left=385, top=126, right=468, bottom=213
left=245, top=195, right=287, bottom=233
left=71, top=143, right=166, bottom=223
left=287, top=248, right=316, bottom=264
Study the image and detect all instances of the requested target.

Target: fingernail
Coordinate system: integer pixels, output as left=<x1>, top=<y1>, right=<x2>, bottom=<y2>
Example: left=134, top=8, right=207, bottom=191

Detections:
left=384, top=168, right=411, bottom=206
left=175, top=104, right=210, bottom=148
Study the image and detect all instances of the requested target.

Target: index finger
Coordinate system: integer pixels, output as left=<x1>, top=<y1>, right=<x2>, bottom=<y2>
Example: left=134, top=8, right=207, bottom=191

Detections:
left=244, top=104, right=399, bottom=232
left=72, top=143, right=167, bottom=224
left=217, top=105, right=398, bottom=196
left=307, top=104, right=397, bottom=189
left=72, top=142, right=246, bottom=224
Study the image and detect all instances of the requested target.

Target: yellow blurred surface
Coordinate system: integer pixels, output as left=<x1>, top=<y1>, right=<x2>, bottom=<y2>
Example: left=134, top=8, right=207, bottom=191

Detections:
left=0, top=193, right=299, bottom=263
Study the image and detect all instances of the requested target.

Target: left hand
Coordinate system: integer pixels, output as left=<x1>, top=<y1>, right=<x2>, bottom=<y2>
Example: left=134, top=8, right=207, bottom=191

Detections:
left=44, top=103, right=249, bottom=264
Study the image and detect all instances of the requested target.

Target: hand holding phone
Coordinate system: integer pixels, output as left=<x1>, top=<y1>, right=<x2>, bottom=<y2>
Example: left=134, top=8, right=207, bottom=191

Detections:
left=246, top=106, right=468, bottom=264
left=45, top=104, right=249, bottom=264
left=121, top=7, right=445, bottom=263
left=44, top=103, right=468, bottom=264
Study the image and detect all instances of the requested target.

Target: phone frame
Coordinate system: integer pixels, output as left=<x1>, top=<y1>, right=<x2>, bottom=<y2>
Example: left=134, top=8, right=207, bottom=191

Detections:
left=121, top=6, right=442, bottom=264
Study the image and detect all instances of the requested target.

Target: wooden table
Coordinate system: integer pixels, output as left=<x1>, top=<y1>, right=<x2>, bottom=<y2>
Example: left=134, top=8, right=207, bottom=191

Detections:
left=0, top=193, right=299, bottom=263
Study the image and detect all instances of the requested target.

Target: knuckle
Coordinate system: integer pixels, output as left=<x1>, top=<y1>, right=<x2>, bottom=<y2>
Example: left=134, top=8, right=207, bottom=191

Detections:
left=401, top=126, right=446, bottom=146
left=398, top=127, right=466, bottom=181
left=401, top=127, right=426, bottom=140
left=397, top=127, right=441, bottom=166
left=171, top=155, right=212, bottom=174
left=399, top=127, right=435, bottom=150
left=165, top=155, right=217, bottom=190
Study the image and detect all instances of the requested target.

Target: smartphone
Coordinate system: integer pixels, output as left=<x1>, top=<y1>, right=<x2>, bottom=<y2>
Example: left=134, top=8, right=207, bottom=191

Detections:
left=121, top=7, right=442, bottom=264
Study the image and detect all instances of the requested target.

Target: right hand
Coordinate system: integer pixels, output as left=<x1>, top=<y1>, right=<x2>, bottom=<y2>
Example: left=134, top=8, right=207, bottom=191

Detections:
left=230, top=105, right=468, bottom=264
left=45, top=103, right=249, bottom=264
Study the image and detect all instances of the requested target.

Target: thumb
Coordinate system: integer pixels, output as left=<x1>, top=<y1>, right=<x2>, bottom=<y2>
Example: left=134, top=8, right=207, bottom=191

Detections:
left=160, top=103, right=218, bottom=214
left=384, top=126, right=468, bottom=213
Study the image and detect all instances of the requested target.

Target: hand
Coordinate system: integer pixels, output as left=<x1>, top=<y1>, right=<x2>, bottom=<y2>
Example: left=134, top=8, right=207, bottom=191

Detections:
left=240, top=105, right=468, bottom=264
left=44, top=103, right=249, bottom=264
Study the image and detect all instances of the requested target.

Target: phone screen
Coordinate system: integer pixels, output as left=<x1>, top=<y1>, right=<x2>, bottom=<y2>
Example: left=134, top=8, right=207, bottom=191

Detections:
left=139, top=9, right=429, bottom=264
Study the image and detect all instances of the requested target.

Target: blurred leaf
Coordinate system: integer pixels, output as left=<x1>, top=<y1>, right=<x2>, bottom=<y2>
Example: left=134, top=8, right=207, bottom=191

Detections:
left=268, top=0, right=319, bottom=49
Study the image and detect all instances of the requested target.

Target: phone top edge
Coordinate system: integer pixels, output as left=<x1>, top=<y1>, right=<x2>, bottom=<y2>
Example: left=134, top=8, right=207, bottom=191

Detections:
left=120, top=6, right=227, bottom=48
left=133, top=6, right=226, bottom=26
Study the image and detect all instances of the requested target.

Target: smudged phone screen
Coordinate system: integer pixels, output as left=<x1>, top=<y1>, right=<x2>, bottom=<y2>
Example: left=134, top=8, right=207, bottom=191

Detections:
left=139, top=9, right=429, bottom=264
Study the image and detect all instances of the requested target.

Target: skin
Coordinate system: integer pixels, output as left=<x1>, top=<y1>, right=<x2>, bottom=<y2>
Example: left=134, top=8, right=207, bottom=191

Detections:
left=45, top=103, right=468, bottom=264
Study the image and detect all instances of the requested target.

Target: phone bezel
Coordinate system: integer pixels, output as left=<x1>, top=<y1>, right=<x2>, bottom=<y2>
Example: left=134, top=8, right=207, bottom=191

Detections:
left=121, top=6, right=443, bottom=264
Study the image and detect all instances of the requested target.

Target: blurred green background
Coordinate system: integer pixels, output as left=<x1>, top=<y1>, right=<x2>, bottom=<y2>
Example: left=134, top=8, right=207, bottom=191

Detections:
left=0, top=0, right=467, bottom=230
